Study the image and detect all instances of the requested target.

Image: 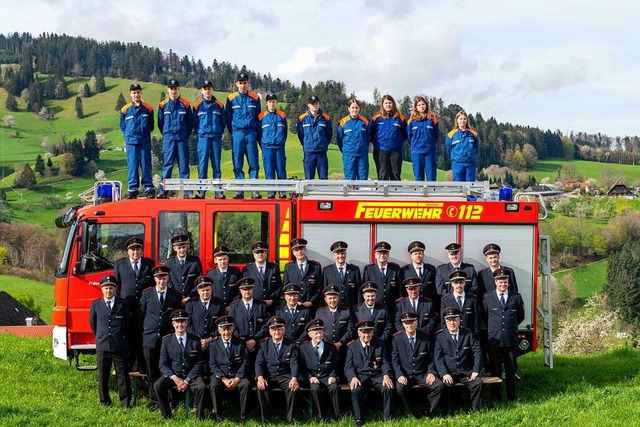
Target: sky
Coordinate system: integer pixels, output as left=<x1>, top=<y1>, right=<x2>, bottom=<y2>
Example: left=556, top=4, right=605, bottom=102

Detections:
left=4, top=0, right=640, bottom=137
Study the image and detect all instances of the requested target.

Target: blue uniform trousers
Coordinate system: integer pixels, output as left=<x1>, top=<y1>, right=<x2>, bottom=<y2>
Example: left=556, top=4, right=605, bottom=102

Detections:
left=342, top=154, right=369, bottom=180
left=451, top=162, right=476, bottom=182
left=411, top=151, right=437, bottom=181
left=197, top=136, right=223, bottom=196
left=262, top=147, right=287, bottom=180
left=232, top=130, right=259, bottom=179
left=160, top=138, right=192, bottom=195
left=126, top=143, right=154, bottom=195
left=304, top=151, right=328, bottom=180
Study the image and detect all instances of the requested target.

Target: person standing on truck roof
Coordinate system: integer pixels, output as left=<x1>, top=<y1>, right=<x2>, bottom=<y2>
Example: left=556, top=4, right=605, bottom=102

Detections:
left=89, top=275, right=132, bottom=408
left=157, top=79, right=195, bottom=199
left=369, top=94, right=407, bottom=181
left=322, top=240, right=361, bottom=308
left=193, top=80, right=226, bottom=199
left=362, top=241, right=403, bottom=309
left=407, top=96, right=439, bottom=181
left=283, top=238, right=323, bottom=310
left=297, top=95, right=333, bottom=180
left=336, top=98, right=370, bottom=180
left=242, top=241, right=283, bottom=310
left=225, top=72, right=262, bottom=200
left=258, top=93, right=288, bottom=199
left=206, top=245, right=242, bottom=308
left=120, top=83, right=155, bottom=199
left=435, top=243, right=478, bottom=297
left=445, top=110, right=479, bottom=182
left=164, top=233, right=203, bottom=305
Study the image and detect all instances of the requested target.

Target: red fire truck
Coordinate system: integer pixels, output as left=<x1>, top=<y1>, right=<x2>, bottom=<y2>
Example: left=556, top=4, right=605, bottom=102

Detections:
left=52, top=179, right=552, bottom=369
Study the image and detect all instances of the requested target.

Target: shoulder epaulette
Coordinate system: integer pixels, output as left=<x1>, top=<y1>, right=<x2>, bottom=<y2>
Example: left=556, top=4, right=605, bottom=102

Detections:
left=435, top=328, right=444, bottom=335
left=141, top=102, right=154, bottom=112
left=178, top=97, right=190, bottom=107
left=393, top=331, right=402, bottom=337
left=215, top=100, right=224, bottom=108
left=260, top=337, right=270, bottom=343
left=142, top=287, right=154, bottom=294
left=347, top=340, right=356, bottom=346
left=483, top=290, right=495, bottom=297
left=339, top=116, right=350, bottom=127
left=276, top=110, right=287, bottom=119
left=229, top=299, right=240, bottom=305
left=447, top=128, right=458, bottom=138
left=322, top=112, right=331, bottom=121
left=389, top=261, right=400, bottom=268
left=397, top=113, right=406, bottom=121
left=358, top=115, right=369, bottom=125
left=227, top=92, right=239, bottom=101
left=248, top=91, right=260, bottom=100
left=121, top=102, right=132, bottom=114
left=193, top=100, right=203, bottom=110
left=309, top=260, right=321, bottom=266
left=159, top=98, right=169, bottom=108
left=395, top=297, right=404, bottom=302
left=298, top=112, right=309, bottom=120
left=372, top=113, right=381, bottom=121
left=162, top=333, right=172, bottom=339
left=478, top=267, right=489, bottom=274
left=338, top=305, right=349, bottom=310
left=300, top=339, right=311, bottom=345
left=258, top=110, right=268, bottom=120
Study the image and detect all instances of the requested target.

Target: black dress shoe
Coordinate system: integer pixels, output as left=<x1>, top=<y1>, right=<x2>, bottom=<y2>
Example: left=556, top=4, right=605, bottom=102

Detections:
left=213, top=413, right=223, bottom=422
left=145, top=191, right=156, bottom=199
left=99, top=401, right=112, bottom=407
left=355, top=419, right=364, bottom=427
left=156, top=193, right=169, bottom=199
left=126, top=192, right=138, bottom=200
left=233, top=191, right=245, bottom=199
left=239, top=416, right=246, bottom=425
left=148, top=402, right=159, bottom=411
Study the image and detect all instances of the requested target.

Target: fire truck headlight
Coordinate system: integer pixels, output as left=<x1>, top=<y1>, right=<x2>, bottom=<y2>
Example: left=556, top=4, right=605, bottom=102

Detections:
left=318, top=202, right=333, bottom=210
left=518, top=339, right=530, bottom=351
left=505, top=203, right=519, bottom=212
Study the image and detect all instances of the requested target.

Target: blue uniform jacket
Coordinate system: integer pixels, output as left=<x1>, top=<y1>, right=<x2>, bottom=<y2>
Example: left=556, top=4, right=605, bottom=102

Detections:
left=435, top=262, right=478, bottom=297
left=185, top=297, right=225, bottom=338
left=394, top=296, right=437, bottom=335
left=255, top=337, right=300, bottom=379
left=90, top=296, right=129, bottom=352
left=482, top=290, right=525, bottom=348
left=120, top=101, right=154, bottom=145
left=433, top=326, right=482, bottom=378
left=445, top=128, right=479, bottom=165
left=139, top=287, right=182, bottom=348
left=299, top=340, right=339, bottom=382
left=283, top=260, right=324, bottom=307
left=362, top=262, right=403, bottom=307
left=315, top=306, right=355, bottom=345
left=275, top=305, right=312, bottom=342
left=206, top=266, right=242, bottom=307
left=400, top=263, right=437, bottom=300
left=242, top=262, right=283, bottom=303
left=322, top=263, right=361, bottom=308
left=225, top=91, right=261, bottom=133
left=158, top=97, right=193, bottom=141
left=337, top=115, right=369, bottom=157
left=165, top=255, right=203, bottom=299
left=353, top=303, right=393, bottom=343
left=258, top=109, right=288, bottom=148
left=391, top=330, right=437, bottom=380
left=113, top=256, right=155, bottom=301
left=158, top=332, right=203, bottom=382
left=345, top=336, right=391, bottom=382
left=369, top=113, right=407, bottom=152
left=296, top=110, right=332, bottom=153
left=227, top=299, right=269, bottom=341
left=407, top=116, right=438, bottom=154
left=208, top=335, right=249, bottom=379
left=477, top=266, right=519, bottom=294
left=440, top=293, right=480, bottom=334
left=193, top=97, right=226, bottom=138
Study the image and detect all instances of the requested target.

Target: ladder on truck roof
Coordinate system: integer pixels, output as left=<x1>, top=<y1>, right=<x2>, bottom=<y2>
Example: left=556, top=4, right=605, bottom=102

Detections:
left=162, top=178, right=492, bottom=200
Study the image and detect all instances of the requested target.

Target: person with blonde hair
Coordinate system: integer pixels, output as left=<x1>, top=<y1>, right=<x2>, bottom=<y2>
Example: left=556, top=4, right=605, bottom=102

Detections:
left=407, top=96, right=439, bottom=181
left=337, top=98, right=370, bottom=180
left=445, top=110, right=479, bottom=181
left=370, top=95, right=407, bottom=180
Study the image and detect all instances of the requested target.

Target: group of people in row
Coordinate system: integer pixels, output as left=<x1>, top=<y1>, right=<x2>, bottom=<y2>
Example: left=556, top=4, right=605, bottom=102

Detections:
left=90, top=236, right=523, bottom=424
left=119, top=73, right=480, bottom=200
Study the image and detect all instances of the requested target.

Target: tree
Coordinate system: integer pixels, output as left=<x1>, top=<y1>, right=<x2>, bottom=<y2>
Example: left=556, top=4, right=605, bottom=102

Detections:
left=38, top=106, right=53, bottom=120
left=60, top=138, right=86, bottom=176
left=79, top=83, right=91, bottom=98
left=521, top=143, right=538, bottom=168
left=74, top=96, right=83, bottom=119
left=14, top=163, right=37, bottom=188
left=115, top=92, right=126, bottom=111
left=5, top=93, right=18, bottom=111
left=34, top=154, right=45, bottom=176
left=605, top=241, right=640, bottom=328
left=54, top=77, right=68, bottom=99
left=2, top=115, right=15, bottom=128
left=94, top=72, right=106, bottom=93
left=46, top=157, right=53, bottom=168
left=83, top=130, right=100, bottom=162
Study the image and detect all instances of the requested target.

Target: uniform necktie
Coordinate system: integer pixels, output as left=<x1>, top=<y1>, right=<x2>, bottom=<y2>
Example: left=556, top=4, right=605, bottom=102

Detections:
left=133, top=261, right=139, bottom=275
left=417, top=266, right=422, bottom=279
left=381, top=267, right=386, bottom=277
left=339, top=267, right=345, bottom=280
left=314, top=345, right=320, bottom=359
left=290, top=308, right=295, bottom=317
left=370, top=307, right=374, bottom=317
left=222, top=271, right=226, bottom=281
left=452, top=334, right=458, bottom=344
left=246, top=303, right=251, bottom=313
left=331, top=310, right=336, bottom=321
left=259, top=266, right=264, bottom=278
left=225, top=341, right=230, bottom=355
left=106, top=300, right=112, bottom=313
left=159, top=291, right=164, bottom=307
left=179, top=336, right=185, bottom=352
left=457, top=295, right=463, bottom=310
left=500, top=293, right=506, bottom=308
left=299, top=264, right=305, bottom=276
left=412, top=300, right=417, bottom=312
left=203, top=302, right=208, bottom=311
left=180, top=259, right=185, bottom=267
left=410, top=337, right=415, bottom=349
left=276, top=342, right=281, bottom=355
left=364, top=345, right=370, bottom=359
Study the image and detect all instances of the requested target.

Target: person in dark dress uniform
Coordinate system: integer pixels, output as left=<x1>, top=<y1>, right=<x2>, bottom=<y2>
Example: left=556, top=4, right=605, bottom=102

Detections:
left=362, top=241, right=402, bottom=309
left=298, top=318, right=340, bottom=422
left=322, top=240, right=361, bottom=307
left=283, top=238, right=323, bottom=309
left=227, top=277, right=269, bottom=354
left=255, top=316, right=300, bottom=424
left=242, top=241, right=282, bottom=309
left=435, top=243, right=478, bottom=297
left=206, top=245, right=242, bottom=308
left=391, top=312, right=443, bottom=418
left=164, top=233, right=202, bottom=304
left=316, top=285, right=355, bottom=376
left=275, top=283, right=311, bottom=342
left=434, top=307, right=484, bottom=412
left=400, top=240, right=437, bottom=301
left=345, top=320, right=394, bottom=426
left=352, top=282, right=392, bottom=343
left=477, top=243, right=519, bottom=294
left=208, top=316, right=251, bottom=423
left=89, top=275, right=132, bottom=408
left=394, top=277, right=437, bottom=335
left=153, top=309, right=207, bottom=420
left=185, top=276, right=225, bottom=351
left=441, top=270, right=480, bottom=334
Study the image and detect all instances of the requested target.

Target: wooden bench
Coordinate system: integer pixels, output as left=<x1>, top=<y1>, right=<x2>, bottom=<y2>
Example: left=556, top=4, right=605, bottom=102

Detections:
left=128, top=371, right=192, bottom=418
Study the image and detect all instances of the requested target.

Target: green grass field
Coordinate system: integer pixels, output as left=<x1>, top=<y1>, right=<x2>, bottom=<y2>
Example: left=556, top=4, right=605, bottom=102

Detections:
left=530, top=158, right=640, bottom=183
left=554, top=259, right=607, bottom=300
left=0, top=275, right=54, bottom=324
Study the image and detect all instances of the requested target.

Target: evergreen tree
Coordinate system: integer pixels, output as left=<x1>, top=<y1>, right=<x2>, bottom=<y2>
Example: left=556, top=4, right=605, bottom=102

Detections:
left=83, top=82, right=91, bottom=97
left=54, top=76, right=68, bottom=99
left=65, top=138, right=86, bottom=176
left=34, top=154, right=45, bottom=176
left=46, top=157, right=53, bottom=168
left=5, top=93, right=18, bottom=111
left=27, top=80, right=44, bottom=113
left=94, top=72, right=106, bottom=93
left=14, top=163, right=37, bottom=188
left=83, top=130, right=100, bottom=162
left=606, top=241, right=640, bottom=328
left=75, top=96, right=83, bottom=119
left=115, top=92, right=126, bottom=111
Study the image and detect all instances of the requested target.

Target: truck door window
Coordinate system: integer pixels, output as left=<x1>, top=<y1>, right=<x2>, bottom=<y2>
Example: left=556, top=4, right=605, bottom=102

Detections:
left=158, top=211, right=200, bottom=264
left=82, top=223, right=145, bottom=273
left=214, top=212, right=269, bottom=264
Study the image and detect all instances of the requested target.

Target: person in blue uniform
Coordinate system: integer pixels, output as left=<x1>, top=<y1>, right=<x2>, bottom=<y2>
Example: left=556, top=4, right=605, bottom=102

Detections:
left=322, top=240, right=361, bottom=308
left=227, top=277, right=269, bottom=354
left=345, top=320, right=394, bottom=426
left=440, top=271, right=480, bottom=334
left=139, top=265, right=182, bottom=411
left=255, top=316, right=300, bottom=424
left=225, top=72, right=262, bottom=199
left=157, top=79, right=194, bottom=199
left=298, top=318, right=340, bottom=422
left=154, top=309, right=207, bottom=420
left=445, top=110, right=479, bottom=182
left=362, top=241, right=402, bottom=309
left=434, top=307, right=484, bottom=412
left=208, top=316, right=251, bottom=423
left=120, top=83, right=155, bottom=199
left=369, top=94, right=407, bottom=181
left=477, top=243, right=519, bottom=294
left=275, top=284, right=311, bottom=342
left=482, top=268, right=525, bottom=402
left=242, top=241, right=282, bottom=309
left=407, top=96, right=439, bottom=181
left=394, top=277, right=437, bottom=335
left=352, top=282, right=392, bottom=343
left=185, top=276, right=225, bottom=350
left=283, top=238, right=323, bottom=310
left=205, top=245, right=242, bottom=308
left=391, top=312, right=443, bottom=418
left=435, top=243, right=478, bottom=297
left=400, top=240, right=437, bottom=301
left=336, top=98, right=370, bottom=180
left=297, top=95, right=332, bottom=180
left=164, top=233, right=203, bottom=304
left=315, top=285, right=355, bottom=355
left=258, top=93, right=288, bottom=198
left=89, top=275, right=132, bottom=408
left=193, top=79, right=226, bottom=199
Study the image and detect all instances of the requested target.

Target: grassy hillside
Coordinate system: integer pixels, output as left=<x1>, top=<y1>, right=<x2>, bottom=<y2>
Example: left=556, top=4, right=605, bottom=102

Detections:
left=530, top=158, right=640, bottom=184
left=0, top=275, right=54, bottom=324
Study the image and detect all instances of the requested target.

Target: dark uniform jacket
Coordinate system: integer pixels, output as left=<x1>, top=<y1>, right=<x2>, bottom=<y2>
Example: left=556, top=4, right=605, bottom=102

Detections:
left=139, top=287, right=182, bottom=348
left=345, top=336, right=391, bottom=382
left=353, top=303, right=392, bottom=343
left=283, top=260, right=323, bottom=307
left=362, top=262, right=403, bottom=307
left=440, top=293, right=480, bottom=334
left=394, top=296, right=437, bottom=334
left=158, top=332, right=203, bottom=382
left=433, top=326, right=482, bottom=378
left=298, top=340, right=339, bottom=382
left=90, top=296, right=129, bottom=352
left=185, top=297, right=225, bottom=338
left=206, top=266, right=242, bottom=307
left=477, top=266, right=519, bottom=294
left=113, top=256, right=155, bottom=300
left=275, top=305, right=311, bottom=342
left=228, top=299, right=269, bottom=341
left=391, top=330, right=437, bottom=381
left=482, top=290, right=525, bottom=348
left=243, top=262, right=283, bottom=302
left=165, top=255, right=203, bottom=298
left=435, top=262, right=478, bottom=296
left=315, top=306, right=354, bottom=345
left=322, top=263, right=362, bottom=307
left=400, top=263, right=437, bottom=300
left=208, top=336, right=249, bottom=379
left=255, top=337, right=300, bottom=379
